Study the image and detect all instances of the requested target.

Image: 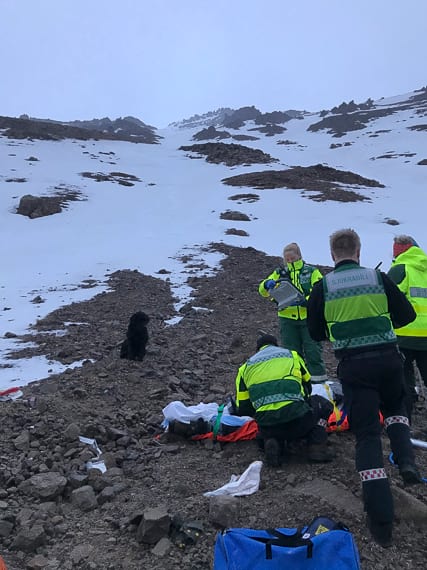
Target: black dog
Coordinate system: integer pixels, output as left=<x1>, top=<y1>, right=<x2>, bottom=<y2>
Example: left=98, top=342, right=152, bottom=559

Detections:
left=120, top=311, right=150, bottom=361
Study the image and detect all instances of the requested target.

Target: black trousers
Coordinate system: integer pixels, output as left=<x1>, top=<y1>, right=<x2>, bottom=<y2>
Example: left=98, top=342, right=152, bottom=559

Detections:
left=337, top=347, right=415, bottom=526
left=259, top=396, right=332, bottom=446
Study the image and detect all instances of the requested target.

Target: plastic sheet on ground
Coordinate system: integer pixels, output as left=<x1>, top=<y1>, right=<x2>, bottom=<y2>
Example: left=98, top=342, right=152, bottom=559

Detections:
left=203, top=460, right=263, bottom=497
left=0, top=387, right=23, bottom=401
left=311, top=381, right=342, bottom=403
left=162, top=400, right=253, bottom=428
left=79, top=436, right=106, bottom=473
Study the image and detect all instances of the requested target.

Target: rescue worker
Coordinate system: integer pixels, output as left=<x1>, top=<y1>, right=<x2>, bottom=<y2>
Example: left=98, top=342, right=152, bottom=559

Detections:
left=234, top=333, right=333, bottom=467
left=307, top=228, right=421, bottom=548
left=259, top=242, right=327, bottom=382
left=388, top=235, right=427, bottom=421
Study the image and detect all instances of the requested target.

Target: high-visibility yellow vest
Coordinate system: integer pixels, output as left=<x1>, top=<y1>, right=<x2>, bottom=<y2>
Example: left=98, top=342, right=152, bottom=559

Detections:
left=391, top=247, right=427, bottom=337
left=259, top=259, right=322, bottom=320
left=235, top=345, right=311, bottom=425
left=323, top=264, right=395, bottom=350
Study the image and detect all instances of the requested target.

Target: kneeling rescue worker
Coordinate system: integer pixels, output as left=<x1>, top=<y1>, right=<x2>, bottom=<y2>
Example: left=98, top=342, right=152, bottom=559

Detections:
left=234, top=334, right=334, bottom=467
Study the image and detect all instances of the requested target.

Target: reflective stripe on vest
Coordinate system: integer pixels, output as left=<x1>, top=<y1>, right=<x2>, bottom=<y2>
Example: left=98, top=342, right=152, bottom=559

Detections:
left=410, top=287, right=427, bottom=298
left=252, top=388, right=304, bottom=410
left=243, top=346, right=305, bottom=413
left=246, top=346, right=293, bottom=365
left=324, top=267, right=396, bottom=350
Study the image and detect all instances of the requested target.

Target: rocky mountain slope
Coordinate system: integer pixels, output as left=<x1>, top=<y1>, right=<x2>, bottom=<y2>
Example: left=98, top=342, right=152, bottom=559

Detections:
left=170, top=87, right=427, bottom=136
left=1, top=244, right=426, bottom=570
left=1, top=85, right=427, bottom=569
left=0, top=115, right=160, bottom=144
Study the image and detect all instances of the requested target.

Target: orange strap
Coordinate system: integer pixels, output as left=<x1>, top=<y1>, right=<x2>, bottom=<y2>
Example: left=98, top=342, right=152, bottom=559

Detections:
left=192, top=420, right=259, bottom=442
left=327, top=409, right=350, bottom=432
left=327, top=410, right=384, bottom=433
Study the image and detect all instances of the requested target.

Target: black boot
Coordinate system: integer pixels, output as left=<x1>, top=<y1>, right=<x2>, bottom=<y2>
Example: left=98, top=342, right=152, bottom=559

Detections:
left=399, top=463, right=422, bottom=485
left=264, top=438, right=281, bottom=467
left=366, top=515, right=393, bottom=548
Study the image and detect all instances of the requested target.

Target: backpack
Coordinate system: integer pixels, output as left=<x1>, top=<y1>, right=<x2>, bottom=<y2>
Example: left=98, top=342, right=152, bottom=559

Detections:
left=213, top=516, right=360, bottom=570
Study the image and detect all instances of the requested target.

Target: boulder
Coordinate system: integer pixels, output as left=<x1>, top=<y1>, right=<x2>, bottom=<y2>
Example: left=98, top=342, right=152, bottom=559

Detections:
left=20, top=472, right=67, bottom=501
left=17, top=195, right=62, bottom=218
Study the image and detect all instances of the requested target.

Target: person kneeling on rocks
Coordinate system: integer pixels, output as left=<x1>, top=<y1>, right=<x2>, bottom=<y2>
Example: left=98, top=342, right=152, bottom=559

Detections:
left=234, top=334, right=334, bottom=467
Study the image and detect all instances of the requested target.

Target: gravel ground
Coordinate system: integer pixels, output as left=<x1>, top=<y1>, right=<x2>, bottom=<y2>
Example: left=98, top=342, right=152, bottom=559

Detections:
left=1, top=244, right=426, bottom=569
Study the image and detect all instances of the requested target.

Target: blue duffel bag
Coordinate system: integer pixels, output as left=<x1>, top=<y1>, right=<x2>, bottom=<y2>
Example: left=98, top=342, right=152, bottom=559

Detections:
left=213, top=517, right=361, bottom=570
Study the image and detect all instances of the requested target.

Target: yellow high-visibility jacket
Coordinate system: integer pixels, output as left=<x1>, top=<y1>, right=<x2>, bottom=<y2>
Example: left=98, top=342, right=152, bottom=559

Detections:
left=235, top=344, right=311, bottom=426
left=259, top=259, right=322, bottom=320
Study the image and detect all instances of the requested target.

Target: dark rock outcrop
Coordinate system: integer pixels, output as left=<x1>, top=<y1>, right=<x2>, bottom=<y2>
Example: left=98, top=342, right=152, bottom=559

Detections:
left=220, top=210, right=251, bottom=221
left=222, top=164, right=384, bottom=202
left=179, top=142, right=278, bottom=166
left=17, top=195, right=62, bottom=218
left=0, top=115, right=160, bottom=144
left=17, top=190, right=82, bottom=218
left=192, top=126, right=231, bottom=141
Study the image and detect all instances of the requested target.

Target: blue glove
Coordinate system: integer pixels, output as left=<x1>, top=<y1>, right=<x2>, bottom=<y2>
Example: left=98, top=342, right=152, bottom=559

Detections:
left=264, top=279, right=277, bottom=291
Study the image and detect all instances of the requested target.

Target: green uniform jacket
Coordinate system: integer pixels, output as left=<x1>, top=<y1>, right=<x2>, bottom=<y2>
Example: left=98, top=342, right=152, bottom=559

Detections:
left=388, top=246, right=427, bottom=349
left=323, top=263, right=396, bottom=350
left=235, top=344, right=311, bottom=426
left=259, top=259, right=322, bottom=320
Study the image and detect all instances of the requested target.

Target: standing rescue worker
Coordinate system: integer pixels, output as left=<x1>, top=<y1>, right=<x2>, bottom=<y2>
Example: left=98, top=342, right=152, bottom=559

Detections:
left=259, top=242, right=327, bottom=382
left=307, top=228, right=421, bottom=548
left=388, top=235, right=427, bottom=421
left=234, top=334, right=333, bottom=467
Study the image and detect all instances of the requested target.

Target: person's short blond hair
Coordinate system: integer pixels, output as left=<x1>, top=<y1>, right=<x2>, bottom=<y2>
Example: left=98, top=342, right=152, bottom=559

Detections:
left=283, top=242, right=302, bottom=259
left=329, top=228, right=361, bottom=258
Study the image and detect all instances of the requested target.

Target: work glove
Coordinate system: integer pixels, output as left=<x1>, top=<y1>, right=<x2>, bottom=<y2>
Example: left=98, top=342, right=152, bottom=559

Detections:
left=264, top=279, right=277, bottom=291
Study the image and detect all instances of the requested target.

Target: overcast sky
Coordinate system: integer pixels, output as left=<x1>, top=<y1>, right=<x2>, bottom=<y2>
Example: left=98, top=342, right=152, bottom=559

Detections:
left=1, top=0, right=426, bottom=127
